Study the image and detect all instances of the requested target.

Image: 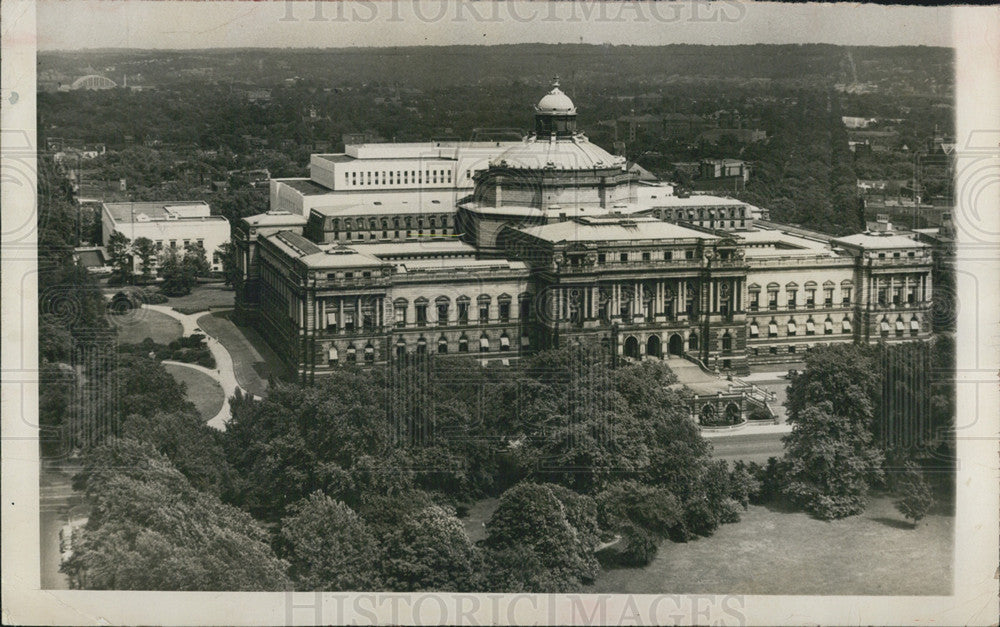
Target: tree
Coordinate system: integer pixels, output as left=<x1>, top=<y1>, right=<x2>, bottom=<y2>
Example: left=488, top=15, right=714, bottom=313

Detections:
left=380, top=505, right=481, bottom=592
left=106, top=231, right=133, bottom=284
left=183, top=241, right=212, bottom=277
left=279, top=491, right=380, bottom=590
left=132, top=236, right=157, bottom=281
left=484, top=482, right=596, bottom=592
left=893, top=461, right=934, bottom=527
left=218, top=241, right=242, bottom=288
left=63, top=439, right=289, bottom=590
left=158, top=245, right=196, bottom=296
left=781, top=402, right=884, bottom=519
left=121, top=409, right=230, bottom=494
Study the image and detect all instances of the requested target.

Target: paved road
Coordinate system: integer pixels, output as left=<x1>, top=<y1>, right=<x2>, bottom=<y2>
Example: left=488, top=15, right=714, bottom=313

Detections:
left=707, top=431, right=786, bottom=464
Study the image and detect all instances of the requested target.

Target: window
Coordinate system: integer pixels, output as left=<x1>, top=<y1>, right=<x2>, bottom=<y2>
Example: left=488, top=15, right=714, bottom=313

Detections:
left=768, top=321, right=778, bottom=337
left=415, top=300, right=428, bottom=326
left=597, top=253, right=606, bottom=264
left=664, top=251, right=672, bottom=260
left=910, top=317, right=920, bottom=336
left=479, top=335, right=490, bottom=352
left=498, top=297, right=511, bottom=323
left=457, top=297, right=470, bottom=324
left=824, top=318, right=834, bottom=335
left=620, top=253, right=628, bottom=262
left=842, top=288, right=852, bottom=306
left=721, top=332, right=733, bottom=352
left=786, top=289, right=797, bottom=310
left=327, top=346, right=338, bottom=365
left=364, top=344, right=375, bottom=362
left=685, top=250, right=694, bottom=260
left=416, top=337, right=427, bottom=355
left=749, top=322, right=759, bottom=338
left=880, top=319, right=890, bottom=337
left=478, top=295, right=491, bottom=323
left=749, top=289, right=760, bottom=312
left=500, top=334, right=511, bottom=352
left=824, top=288, right=834, bottom=307
left=346, top=345, right=357, bottom=363
left=326, top=311, right=338, bottom=330
left=767, top=290, right=778, bottom=311
left=842, top=318, right=852, bottom=333
left=787, top=319, right=797, bottom=336
left=805, top=289, right=815, bottom=308
left=806, top=319, right=816, bottom=335
left=642, top=252, right=651, bottom=261
left=436, top=299, right=449, bottom=325
left=878, top=288, right=887, bottom=306
left=438, top=336, right=449, bottom=354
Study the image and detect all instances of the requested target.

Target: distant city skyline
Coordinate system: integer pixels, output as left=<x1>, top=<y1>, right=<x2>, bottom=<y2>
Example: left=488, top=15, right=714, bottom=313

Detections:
left=38, top=0, right=954, bottom=52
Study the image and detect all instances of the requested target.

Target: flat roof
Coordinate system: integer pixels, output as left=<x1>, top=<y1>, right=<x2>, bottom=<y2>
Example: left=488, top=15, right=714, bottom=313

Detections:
left=832, top=232, right=929, bottom=250
left=243, top=211, right=308, bottom=227
left=516, top=216, right=718, bottom=244
left=397, top=258, right=528, bottom=273
left=277, top=178, right=335, bottom=196
left=103, top=200, right=215, bottom=223
left=738, top=226, right=839, bottom=258
left=350, top=240, right=477, bottom=257
left=460, top=202, right=615, bottom=219
left=311, top=198, right=456, bottom=217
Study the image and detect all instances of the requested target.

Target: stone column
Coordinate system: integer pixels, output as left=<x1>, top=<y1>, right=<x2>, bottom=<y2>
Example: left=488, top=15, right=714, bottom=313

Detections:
left=338, top=298, right=344, bottom=333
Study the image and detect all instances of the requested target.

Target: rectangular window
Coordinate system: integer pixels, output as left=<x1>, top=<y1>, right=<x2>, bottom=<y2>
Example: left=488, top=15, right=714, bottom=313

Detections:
left=479, top=304, right=489, bottom=322
left=806, top=290, right=815, bottom=308
left=415, top=304, right=428, bottom=325
left=786, top=290, right=797, bottom=310
left=499, top=301, right=510, bottom=322
left=394, top=305, right=406, bottom=327
left=437, top=304, right=449, bottom=324
left=620, top=253, right=628, bottom=262
left=597, top=253, right=606, bottom=264
left=458, top=302, right=469, bottom=324
left=768, top=291, right=778, bottom=310
left=642, top=252, right=651, bottom=261
left=843, top=289, right=852, bottom=306
left=664, top=251, right=672, bottom=260
left=749, top=292, right=760, bottom=312
left=824, top=289, right=834, bottom=306
left=685, top=250, right=694, bottom=259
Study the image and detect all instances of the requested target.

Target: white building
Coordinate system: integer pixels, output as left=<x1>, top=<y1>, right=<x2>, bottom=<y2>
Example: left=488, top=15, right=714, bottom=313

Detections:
left=101, top=201, right=231, bottom=272
left=269, top=141, right=523, bottom=217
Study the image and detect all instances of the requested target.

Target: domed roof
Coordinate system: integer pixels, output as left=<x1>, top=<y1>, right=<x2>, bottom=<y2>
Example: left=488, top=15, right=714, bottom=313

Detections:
left=490, top=135, right=625, bottom=171
left=536, top=80, right=576, bottom=115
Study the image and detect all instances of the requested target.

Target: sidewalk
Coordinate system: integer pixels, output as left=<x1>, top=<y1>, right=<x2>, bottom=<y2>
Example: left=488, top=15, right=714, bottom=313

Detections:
left=144, top=304, right=243, bottom=430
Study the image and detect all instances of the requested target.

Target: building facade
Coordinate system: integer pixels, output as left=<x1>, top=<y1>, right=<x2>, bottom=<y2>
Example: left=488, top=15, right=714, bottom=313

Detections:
left=101, top=200, right=231, bottom=272
left=235, top=81, right=934, bottom=381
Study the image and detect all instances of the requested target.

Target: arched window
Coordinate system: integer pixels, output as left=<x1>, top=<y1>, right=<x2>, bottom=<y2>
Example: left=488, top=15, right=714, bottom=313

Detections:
left=500, top=332, right=511, bottom=352
left=721, top=331, right=732, bottom=352
left=416, top=336, right=427, bottom=355
left=438, top=335, right=449, bottom=354
left=458, top=333, right=469, bottom=353
left=346, top=344, right=357, bottom=363
left=364, top=343, right=375, bottom=362
left=479, top=333, right=490, bottom=352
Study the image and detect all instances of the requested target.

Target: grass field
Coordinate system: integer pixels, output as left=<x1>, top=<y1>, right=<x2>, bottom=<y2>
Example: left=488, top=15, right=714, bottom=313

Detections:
left=114, top=309, right=183, bottom=345
left=165, top=283, right=235, bottom=314
left=162, top=362, right=225, bottom=421
left=587, top=494, right=953, bottom=596
left=196, top=310, right=286, bottom=396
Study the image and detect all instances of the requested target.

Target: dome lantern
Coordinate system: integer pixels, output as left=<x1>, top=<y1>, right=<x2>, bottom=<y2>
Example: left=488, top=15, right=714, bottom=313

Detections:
left=534, top=76, right=577, bottom=138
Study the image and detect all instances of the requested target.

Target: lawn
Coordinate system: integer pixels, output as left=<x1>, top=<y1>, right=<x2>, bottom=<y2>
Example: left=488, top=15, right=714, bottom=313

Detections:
left=587, top=494, right=953, bottom=596
left=113, top=309, right=183, bottom=345
left=165, top=283, right=236, bottom=315
left=162, top=362, right=225, bottom=421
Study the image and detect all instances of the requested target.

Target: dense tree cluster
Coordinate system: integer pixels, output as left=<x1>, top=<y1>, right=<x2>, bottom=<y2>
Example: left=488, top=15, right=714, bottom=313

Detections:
left=769, top=341, right=953, bottom=520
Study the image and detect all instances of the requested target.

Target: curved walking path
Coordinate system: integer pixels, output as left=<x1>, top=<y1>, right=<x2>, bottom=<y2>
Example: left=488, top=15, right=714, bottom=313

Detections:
left=143, top=304, right=248, bottom=431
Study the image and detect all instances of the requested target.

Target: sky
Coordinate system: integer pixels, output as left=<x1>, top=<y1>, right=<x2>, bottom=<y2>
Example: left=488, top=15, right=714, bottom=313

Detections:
left=36, top=1, right=954, bottom=51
